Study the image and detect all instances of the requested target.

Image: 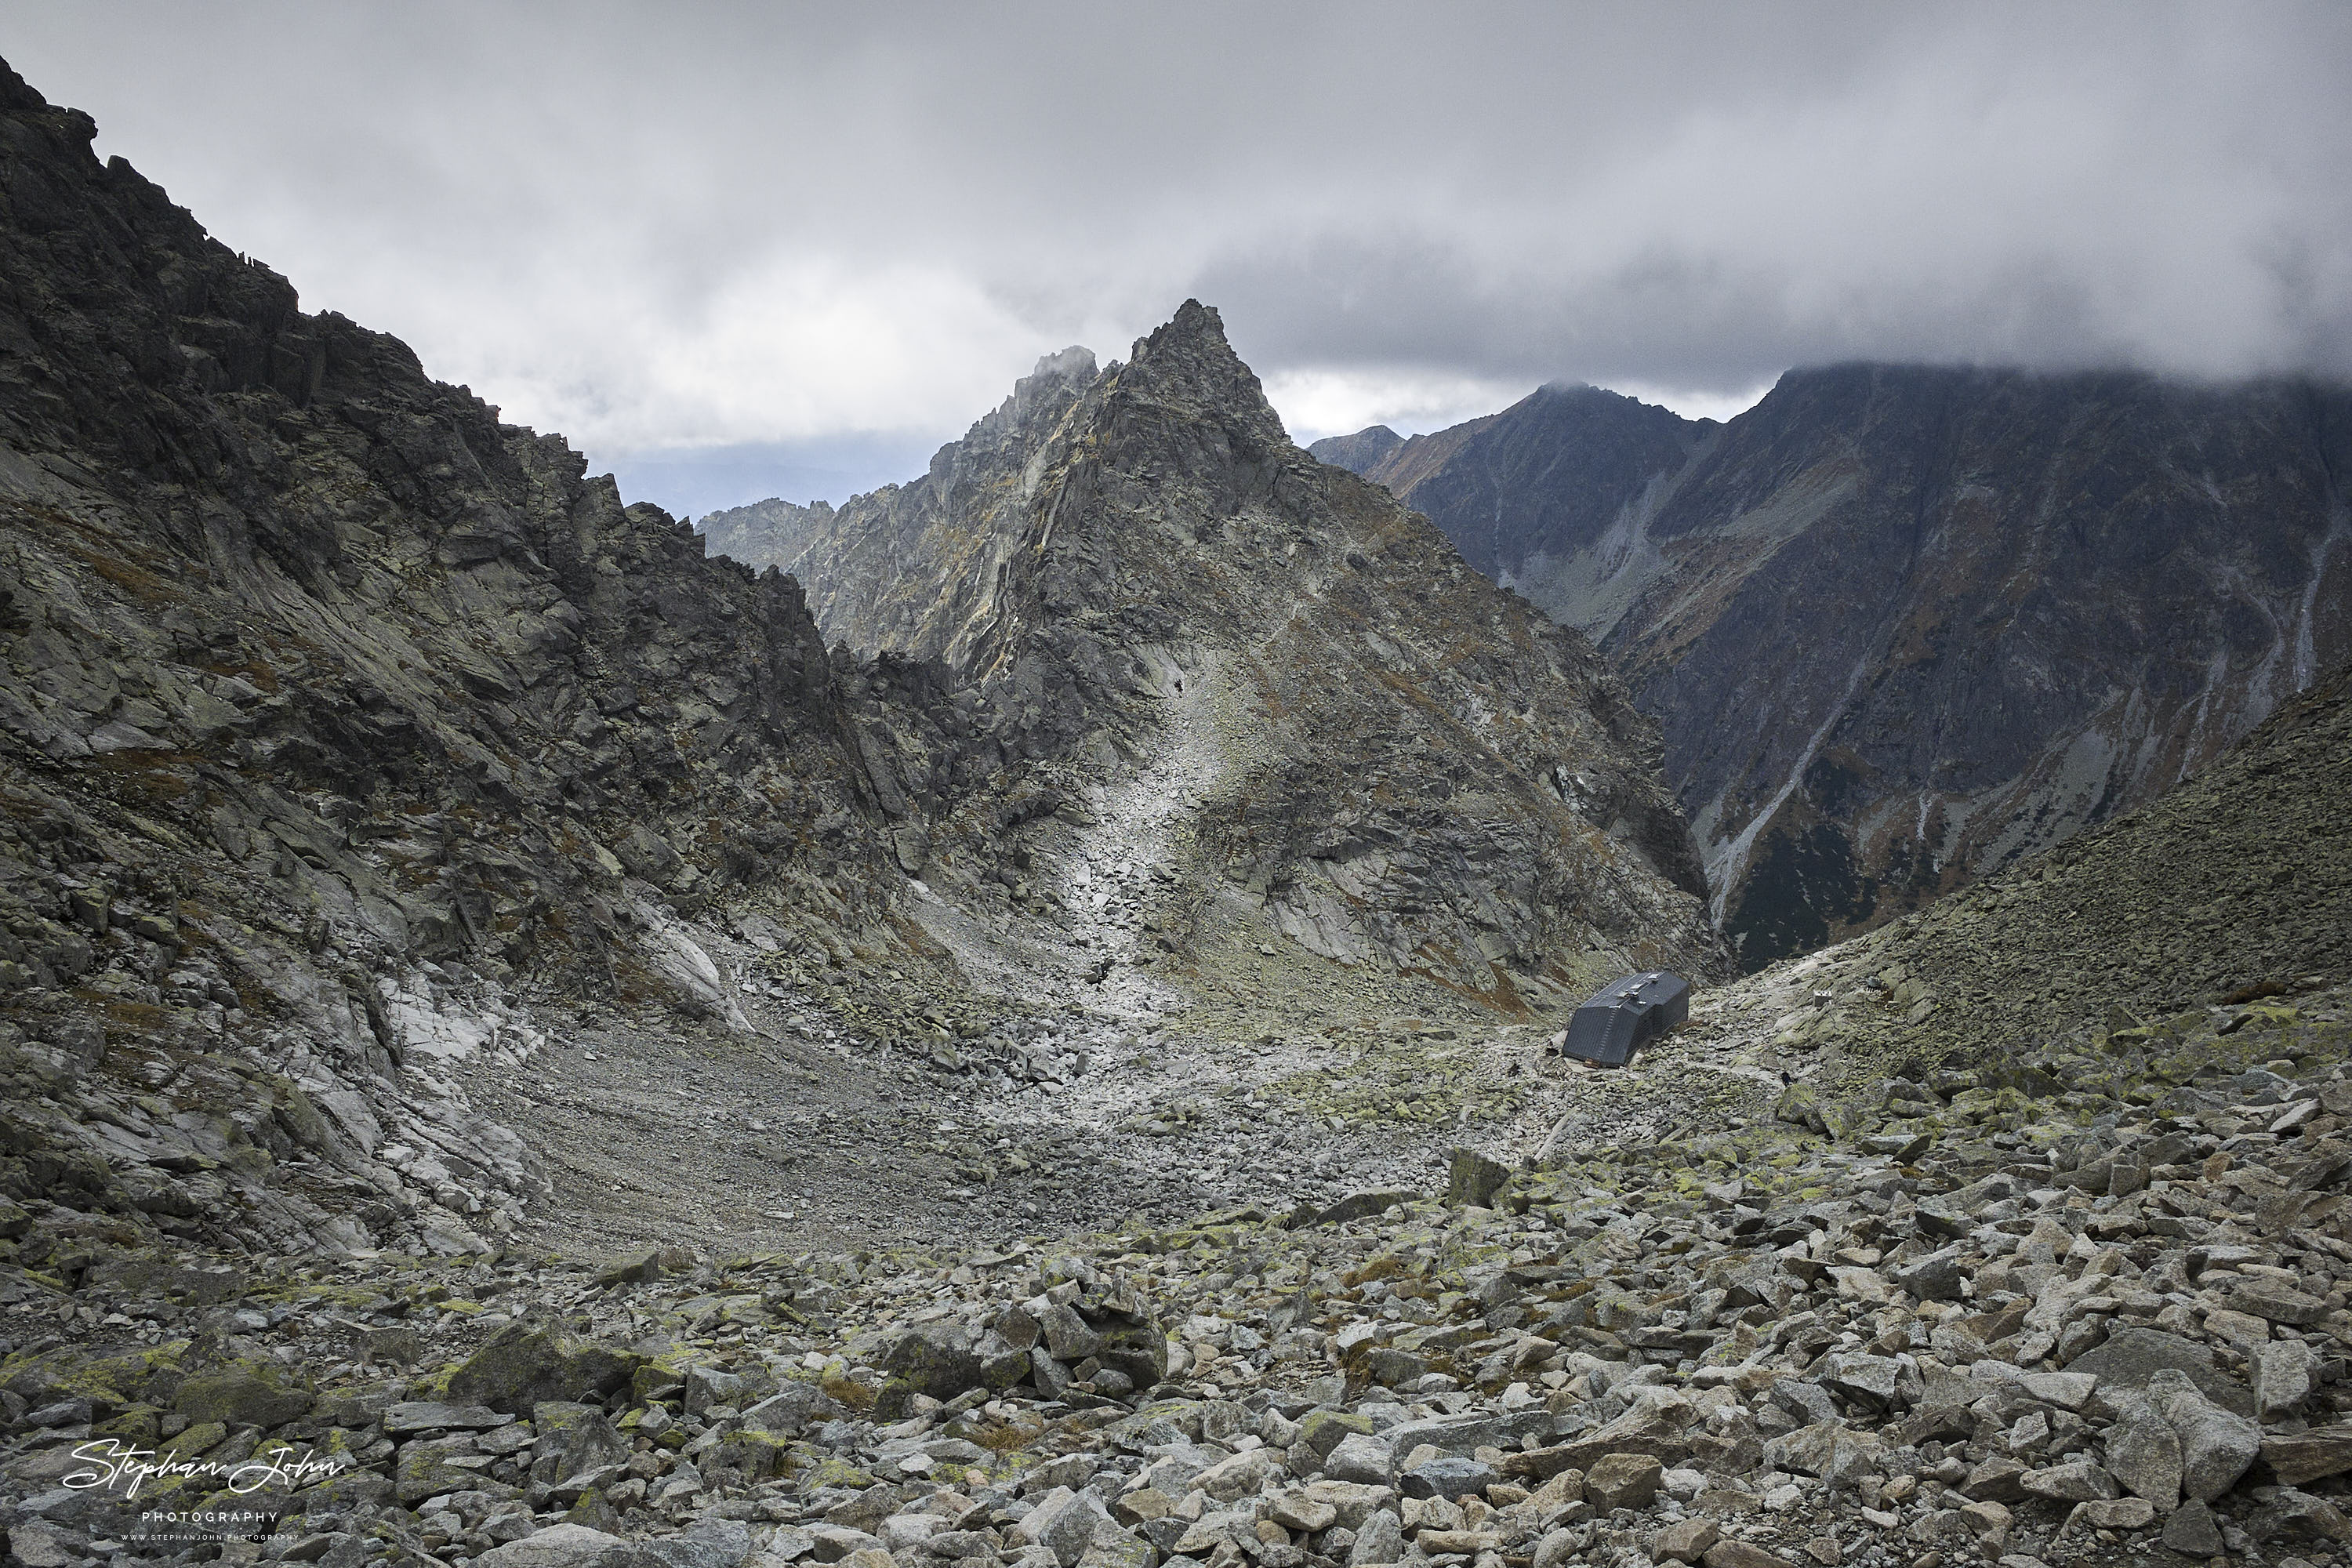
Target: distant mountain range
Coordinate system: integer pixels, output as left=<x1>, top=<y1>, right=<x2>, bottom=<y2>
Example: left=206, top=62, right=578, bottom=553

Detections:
left=1316, top=367, right=2352, bottom=967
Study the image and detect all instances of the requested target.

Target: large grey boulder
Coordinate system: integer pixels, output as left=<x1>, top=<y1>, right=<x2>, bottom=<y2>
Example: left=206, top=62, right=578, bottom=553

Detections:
left=1584, top=1453, right=1663, bottom=1511
left=2147, top=1367, right=2260, bottom=1503
left=1297, top=1410, right=1375, bottom=1464
left=1764, top=1425, right=1886, bottom=1487
left=739, top=1384, right=822, bottom=1436
left=1348, top=1511, right=1404, bottom=1567
left=1325, top=1432, right=1396, bottom=1486
left=1193, top=1447, right=1279, bottom=1502
left=1817, top=1353, right=1904, bottom=1413
left=1013, top=1489, right=1115, bottom=1568
left=470, top=1526, right=657, bottom=1568
left=2100, top=1391, right=2183, bottom=1508
left=2067, top=1327, right=2251, bottom=1415
left=1528, top=1527, right=1578, bottom=1568
left=1445, top=1149, right=1512, bottom=1209
left=1550, top=1397, right=1693, bottom=1470
left=1770, top=1378, right=1838, bottom=1427
left=867, top=1316, right=1030, bottom=1412
left=641, top=1519, right=753, bottom=1568
left=447, top=1324, right=644, bottom=1415
left=1893, top=1247, right=1965, bottom=1302
left=531, top=1408, right=631, bottom=1501
left=1399, top=1455, right=1496, bottom=1501
left=2260, top=1424, right=2352, bottom=1488
left=2256, top=1337, right=2321, bottom=1421
left=2162, top=1500, right=2227, bottom=1556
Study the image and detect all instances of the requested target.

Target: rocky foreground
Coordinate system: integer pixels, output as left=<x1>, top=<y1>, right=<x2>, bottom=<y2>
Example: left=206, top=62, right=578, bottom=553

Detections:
left=8, top=592, right=2339, bottom=1568
left=10, top=985, right=2352, bottom=1568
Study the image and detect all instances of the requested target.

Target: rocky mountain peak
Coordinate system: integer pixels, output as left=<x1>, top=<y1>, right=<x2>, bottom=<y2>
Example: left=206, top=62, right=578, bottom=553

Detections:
left=1130, top=303, right=1294, bottom=435
left=711, top=302, right=1723, bottom=1007
left=1347, top=383, right=1704, bottom=584
left=691, top=495, right=836, bottom=580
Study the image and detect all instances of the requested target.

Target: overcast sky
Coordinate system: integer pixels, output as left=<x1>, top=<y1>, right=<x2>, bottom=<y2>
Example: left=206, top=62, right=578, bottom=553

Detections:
left=6, top=2, right=2349, bottom=515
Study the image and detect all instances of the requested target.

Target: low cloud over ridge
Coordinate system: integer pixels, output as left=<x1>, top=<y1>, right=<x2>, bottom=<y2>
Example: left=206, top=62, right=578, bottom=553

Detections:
left=9, top=2, right=2346, bottom=503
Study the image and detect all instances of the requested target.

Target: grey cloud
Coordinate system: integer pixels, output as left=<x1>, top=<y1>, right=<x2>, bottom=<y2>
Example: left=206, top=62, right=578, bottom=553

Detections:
left=2, top=0, right=2346, bottom=507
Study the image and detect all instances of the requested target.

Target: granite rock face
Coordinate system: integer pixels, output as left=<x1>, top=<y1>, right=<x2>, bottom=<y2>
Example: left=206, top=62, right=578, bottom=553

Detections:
left=1349, top=368, right=2352, bottom=967
left=0, top=60, right=956, bottom=1254
left=706, top=309, right=1723, bottom=1005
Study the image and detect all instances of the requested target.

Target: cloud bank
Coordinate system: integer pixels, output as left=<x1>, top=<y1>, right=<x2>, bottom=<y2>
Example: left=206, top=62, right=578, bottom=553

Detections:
left=6, top=2, right=2347, bottom=507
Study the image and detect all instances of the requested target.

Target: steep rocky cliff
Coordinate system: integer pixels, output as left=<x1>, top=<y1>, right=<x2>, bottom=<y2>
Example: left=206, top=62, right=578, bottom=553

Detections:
left=1348, top=366, right=2352, bottom=967
left=705, top=309, right=1723, bottom=1010
left=0, top=61, right=965, bottom=1257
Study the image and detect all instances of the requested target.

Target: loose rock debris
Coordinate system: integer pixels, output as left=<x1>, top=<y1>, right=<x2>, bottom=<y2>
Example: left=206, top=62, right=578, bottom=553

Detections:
left=11, top=988, right=2352, bottom=1568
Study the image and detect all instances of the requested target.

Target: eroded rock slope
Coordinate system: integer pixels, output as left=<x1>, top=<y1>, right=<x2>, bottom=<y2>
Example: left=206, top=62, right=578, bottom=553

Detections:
left=4, top=660, right=2348, bottom=1568
left=706, top=311, right=1722, bottom=1011
left=0, top=60, right=969, bottom=1259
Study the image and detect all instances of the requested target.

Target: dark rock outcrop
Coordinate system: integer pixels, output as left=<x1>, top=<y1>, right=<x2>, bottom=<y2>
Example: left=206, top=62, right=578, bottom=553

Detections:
left=1350, top=366, right=2352, bottom=967
left=713, top=309, right=1724, bottom=1006
left=0, top=59, right=956, bottom=1255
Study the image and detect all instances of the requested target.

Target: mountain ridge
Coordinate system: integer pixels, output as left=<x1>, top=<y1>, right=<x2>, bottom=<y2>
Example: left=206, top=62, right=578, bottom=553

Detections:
left=0, top=57, right=978, bottom=1258
left=0, top=50, right=1727, bottom=1283
left=1334, top=361, right=2352, bottom=965
left=699, top=303, right=1726, bottom=1009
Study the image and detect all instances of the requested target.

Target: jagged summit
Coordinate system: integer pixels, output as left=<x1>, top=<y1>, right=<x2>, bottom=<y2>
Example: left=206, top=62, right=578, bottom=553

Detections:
left=958, top=344, right=1100, bottom=460
left=1121, top=299, right=1293, bottom=444
left=714, top=300, right=1725, bottom=1007
left=1032, top=343, right=1098, bottom=381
